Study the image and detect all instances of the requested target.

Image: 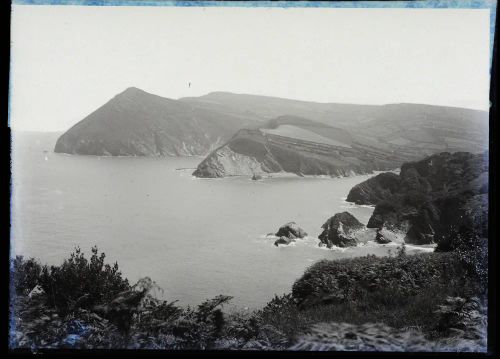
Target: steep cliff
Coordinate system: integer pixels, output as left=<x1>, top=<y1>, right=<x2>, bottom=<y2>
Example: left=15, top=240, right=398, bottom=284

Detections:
left=346, top=151, right=488, bottom=245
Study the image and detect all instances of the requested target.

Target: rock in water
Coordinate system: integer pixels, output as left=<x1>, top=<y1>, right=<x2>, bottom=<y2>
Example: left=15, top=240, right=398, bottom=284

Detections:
left=275, top=222, right=307, bottom=239
left=318, top=212, right=365, bottom=248
left=274, top=237, right=296, bottom=246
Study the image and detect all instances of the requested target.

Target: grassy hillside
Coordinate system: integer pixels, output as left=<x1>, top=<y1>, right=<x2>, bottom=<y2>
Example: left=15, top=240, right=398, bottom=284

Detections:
left=182, top=93, right=488, bottom=154
left=54, top=88, right=262, bottom=156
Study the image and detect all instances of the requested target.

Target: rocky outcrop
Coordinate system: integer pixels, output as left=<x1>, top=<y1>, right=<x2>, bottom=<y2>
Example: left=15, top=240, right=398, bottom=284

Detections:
left=346, top=172, right=401, bottom=205
left=318, top=212, right=366, bottom=248
left=375, top=229, right=392, bottom=244
left=346, top=151, right=488, bottom=246
left=275, top=222, right=307, bottom=239
left=375, top=226, right=406, bottom=244
left=270, top=222, right=308, bottom=246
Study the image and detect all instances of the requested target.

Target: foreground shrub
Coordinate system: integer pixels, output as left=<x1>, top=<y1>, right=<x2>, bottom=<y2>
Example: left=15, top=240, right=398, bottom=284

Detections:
left=38, top=246, right=130, bottom=314
left=11, top=256, right=43, bottom=296
left=11, top=295, right=123, bottom=350
left=169, top=295, right=233, bottom=350
left=10, top=247, right=488, bottom=351
left=292, top=252, right=467, bottom=308
left=435, top=225, right=488, bottom=288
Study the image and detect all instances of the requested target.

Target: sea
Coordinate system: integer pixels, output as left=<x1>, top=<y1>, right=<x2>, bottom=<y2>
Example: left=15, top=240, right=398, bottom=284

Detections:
left=10, top=131, right=433, bottom=309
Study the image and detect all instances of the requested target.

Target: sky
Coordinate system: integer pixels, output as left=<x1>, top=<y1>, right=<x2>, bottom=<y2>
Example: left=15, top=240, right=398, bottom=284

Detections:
left=10, top=5, right=492, bottom=132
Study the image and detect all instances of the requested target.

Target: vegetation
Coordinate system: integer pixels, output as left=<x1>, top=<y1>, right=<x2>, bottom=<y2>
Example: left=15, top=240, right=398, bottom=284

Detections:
left=9, top=242, right=487, bottom=351
left=271, top=246, right=486, bottom=341
left=293, top=250, right=472, bottom=308
left=40, top=247, right=130, bottom=314
left=436, top=226, right=488, bottom=283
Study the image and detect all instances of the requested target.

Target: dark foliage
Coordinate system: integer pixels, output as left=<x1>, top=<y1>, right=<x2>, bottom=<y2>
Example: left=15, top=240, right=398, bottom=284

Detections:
left=291, top=252, right=467, bottom=308
left=22, top=247, right=130, bottom=314
left=435, top=225, right=488, bottom=287
left=11, top=256, right=43, bottom=296
left=10, top=244, right=487, bottom=351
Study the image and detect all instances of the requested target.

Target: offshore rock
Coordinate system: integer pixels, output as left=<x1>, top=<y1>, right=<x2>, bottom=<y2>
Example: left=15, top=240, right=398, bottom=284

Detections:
left=274, top=237, right=296, bottom=246
left=275, top=222, right=308, bottom=239
left=318, top=212, right=365, bottom=248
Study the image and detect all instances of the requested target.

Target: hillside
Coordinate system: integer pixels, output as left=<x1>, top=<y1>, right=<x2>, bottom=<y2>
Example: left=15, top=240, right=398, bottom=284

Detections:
left=54, top=88, right=262, bottom=156
left=55, top=89, right=488, bottom=161
left=193, top=115, right=416, bottom=178
left=182, top=92, right=488, bottom=157
left=180, top=91, right=381, bottom=128
left=351, top=103, right=488, bottom=157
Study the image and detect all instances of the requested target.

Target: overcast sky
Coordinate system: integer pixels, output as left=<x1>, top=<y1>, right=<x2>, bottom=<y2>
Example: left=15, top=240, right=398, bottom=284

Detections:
left=10, top=5, right=491, bottom=132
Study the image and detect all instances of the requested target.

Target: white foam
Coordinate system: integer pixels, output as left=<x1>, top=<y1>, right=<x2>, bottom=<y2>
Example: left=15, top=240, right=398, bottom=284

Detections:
left=381, top=241, right=436, bottom=253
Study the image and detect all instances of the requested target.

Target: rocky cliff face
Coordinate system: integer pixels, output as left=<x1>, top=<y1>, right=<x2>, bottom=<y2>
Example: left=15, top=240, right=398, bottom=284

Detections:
left=346, top=151, right=488, bottom=245
left=193, top=116, right=418, bottom=178
left=346, top=172, right=401, bottom=205
left=54, top=87, right=261, bottom=157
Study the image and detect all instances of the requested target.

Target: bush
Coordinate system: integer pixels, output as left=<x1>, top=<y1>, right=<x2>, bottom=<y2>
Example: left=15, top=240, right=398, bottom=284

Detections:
left=38, top=246, right=130, bottom=313
left=167, top=295, right=234, bottom=350
left=256, top=294, right=303, bottom=338
left=11, top=256, right=43, bottom=296
left=435, top=225, right=488, bottom=288
left=256, top=251, right=485, bottom=337
left=10, top=245, right=488, bottom=350
left=292, top=252, right=468, bottom=308
left=376, top=200, right=400, bottom=212
left=223, top=311, right=260, bottom=342
left=403, top=191, right=429, bottom=207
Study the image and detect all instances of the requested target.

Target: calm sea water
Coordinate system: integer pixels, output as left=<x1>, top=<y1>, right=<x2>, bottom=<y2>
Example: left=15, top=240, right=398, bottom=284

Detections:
left=11, top=132, right=429, bottom=309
